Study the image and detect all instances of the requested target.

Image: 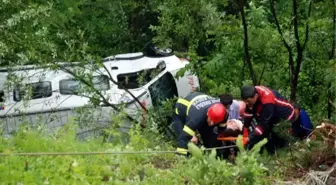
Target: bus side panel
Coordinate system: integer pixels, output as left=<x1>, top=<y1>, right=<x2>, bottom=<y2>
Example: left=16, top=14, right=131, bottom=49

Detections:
left=170, top=69, right=200, bottom=98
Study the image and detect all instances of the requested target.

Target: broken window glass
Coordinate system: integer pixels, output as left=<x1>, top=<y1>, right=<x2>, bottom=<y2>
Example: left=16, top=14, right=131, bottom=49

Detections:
left=148, top=72, right=178, bottom=107
left=117, top=68, right=162, bottom=89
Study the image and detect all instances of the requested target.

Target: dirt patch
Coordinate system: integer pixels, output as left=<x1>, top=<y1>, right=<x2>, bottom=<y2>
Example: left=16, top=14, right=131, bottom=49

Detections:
left=283, top=167, right=308, bottom=180
left=310, top=149, right=336, bottom=172
left=282, top=145, right=335, bottom=180
left=151, top=156, right=175, bottom=169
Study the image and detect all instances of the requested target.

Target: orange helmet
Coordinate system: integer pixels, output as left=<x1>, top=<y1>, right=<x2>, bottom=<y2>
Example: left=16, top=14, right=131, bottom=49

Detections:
left=207, top=103, right=227, bottom=124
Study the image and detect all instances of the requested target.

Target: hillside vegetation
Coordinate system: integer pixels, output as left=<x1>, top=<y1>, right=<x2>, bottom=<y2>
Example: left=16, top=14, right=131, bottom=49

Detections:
left=0, top=0, right=335, bottom=184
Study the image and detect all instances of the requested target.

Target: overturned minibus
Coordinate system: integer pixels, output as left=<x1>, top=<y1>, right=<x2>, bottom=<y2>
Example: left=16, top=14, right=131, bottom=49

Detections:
left=0, top=51, right=199, bottom=138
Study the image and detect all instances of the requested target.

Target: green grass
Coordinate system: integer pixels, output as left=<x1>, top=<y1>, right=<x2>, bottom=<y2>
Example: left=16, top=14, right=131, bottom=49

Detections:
left=0, top=117, right=330, bottom=185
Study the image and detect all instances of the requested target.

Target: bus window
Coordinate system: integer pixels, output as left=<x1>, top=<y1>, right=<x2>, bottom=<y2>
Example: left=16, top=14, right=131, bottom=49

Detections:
left=0, top=90, right=4, bottom=102
left=117, top=68, right=161, bottom=89
left=59, top=75, right=110, bottom=95
left=148, top=72, right=178, bottom=107
left=13, top=81, right=52, bottom=101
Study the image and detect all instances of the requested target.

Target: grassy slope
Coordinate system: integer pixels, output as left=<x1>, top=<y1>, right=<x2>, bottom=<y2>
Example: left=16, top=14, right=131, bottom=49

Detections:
left=0, top=118, right=334, bottom=185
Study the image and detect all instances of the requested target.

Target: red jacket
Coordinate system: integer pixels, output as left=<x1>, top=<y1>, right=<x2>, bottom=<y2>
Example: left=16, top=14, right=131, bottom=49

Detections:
left=243, top=86, right=296, bottom=135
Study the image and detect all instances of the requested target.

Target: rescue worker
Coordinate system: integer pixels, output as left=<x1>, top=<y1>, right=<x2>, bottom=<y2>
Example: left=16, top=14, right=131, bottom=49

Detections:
left=219, top=93, right=241, bottom=120
left=173, top=91, right=228, bottom=156
left=240, top=85, right=313, bottom=154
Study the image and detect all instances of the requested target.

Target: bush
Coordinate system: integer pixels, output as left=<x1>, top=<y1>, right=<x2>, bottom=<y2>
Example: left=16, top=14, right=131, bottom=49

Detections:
left=0, top=118, right=278, bottom=184
left=177, top=135, right=270, bottom=185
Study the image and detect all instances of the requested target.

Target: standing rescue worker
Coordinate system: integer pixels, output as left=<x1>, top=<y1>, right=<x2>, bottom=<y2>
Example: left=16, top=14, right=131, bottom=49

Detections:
left=241, top=85, right=313, bottom=154
left=173, top=92, right=228, bottom=156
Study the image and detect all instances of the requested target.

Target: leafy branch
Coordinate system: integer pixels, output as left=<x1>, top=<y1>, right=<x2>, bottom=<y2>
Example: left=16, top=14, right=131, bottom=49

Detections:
left=54, top=63, right=136, bottom=122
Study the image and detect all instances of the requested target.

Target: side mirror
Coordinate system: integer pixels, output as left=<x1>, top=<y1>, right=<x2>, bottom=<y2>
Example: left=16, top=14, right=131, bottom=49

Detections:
left=156, top=60, right=166, bottom=71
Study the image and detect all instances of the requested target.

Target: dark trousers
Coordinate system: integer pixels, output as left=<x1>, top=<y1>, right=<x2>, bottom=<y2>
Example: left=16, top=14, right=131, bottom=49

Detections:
left=248, top=131, right=287, bottom=155
left=172, top=113, right=223, bottom=156
left=198, top=124, right=221, bottom=148
left=291, top=119, right=306, bottom=139
left=248, top=120, right=288, bottom=155
left=198, top=123, right=225, bottom=158
left=172, top=113, right=184, bottom=139
left=291, top=109, right=313, bottom=139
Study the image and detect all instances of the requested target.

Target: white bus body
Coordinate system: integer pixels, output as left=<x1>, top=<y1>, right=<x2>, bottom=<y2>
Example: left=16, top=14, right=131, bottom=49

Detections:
left=0, top=52, right=200, bottom=138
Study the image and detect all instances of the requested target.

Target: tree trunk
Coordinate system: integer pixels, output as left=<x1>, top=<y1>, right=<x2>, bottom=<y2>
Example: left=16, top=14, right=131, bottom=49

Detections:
left=289, top=0, right=311, bottom=101
left=240, top=60, right=245, bottom=87
left=269, top=0, right=311, bottom=101
left=290, top=0, right=301, bottom=102
left=239, top=0, right=257, bottom=85
left=290, top=70, right=299, bottom=102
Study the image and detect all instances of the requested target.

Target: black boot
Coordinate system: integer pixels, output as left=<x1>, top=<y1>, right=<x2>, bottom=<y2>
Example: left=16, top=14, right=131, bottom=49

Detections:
left=270, top=132, right=289, bottom=148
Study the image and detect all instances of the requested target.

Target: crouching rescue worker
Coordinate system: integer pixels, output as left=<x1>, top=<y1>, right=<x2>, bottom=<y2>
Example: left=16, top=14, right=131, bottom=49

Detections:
left=173, top=92, right=228, bottom=156
left=241, top=85, right=313, bottom=154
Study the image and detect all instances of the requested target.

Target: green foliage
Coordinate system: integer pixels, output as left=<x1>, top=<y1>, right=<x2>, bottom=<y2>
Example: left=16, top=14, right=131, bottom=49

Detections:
left=182, top=136, right=270, bottom=185
left=1, top=0, right=334, bottom=120
left=0, top=0, right=335, bottom=183
left=145, top=98, right=176, bottom=137
left=0, top=119, right=278, bottom=184
left=0, top=118, right=168, bottom=184
left=150, top=0, right=223, bottom=53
